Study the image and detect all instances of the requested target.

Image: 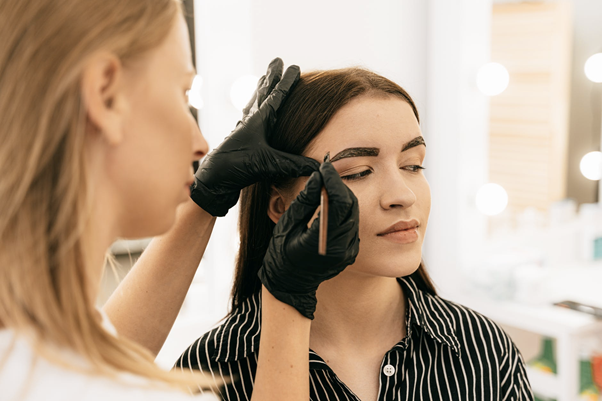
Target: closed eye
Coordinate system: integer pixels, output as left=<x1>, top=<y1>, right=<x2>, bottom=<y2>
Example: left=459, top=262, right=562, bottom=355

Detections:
left=402, top=165, right=426, bottom=173
left=341, top=169, right=372, bottom=181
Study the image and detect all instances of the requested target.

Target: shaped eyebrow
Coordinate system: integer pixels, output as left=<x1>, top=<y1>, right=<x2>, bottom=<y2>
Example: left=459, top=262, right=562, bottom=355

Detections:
left=330, top=147, right=379, bottom=162
left=330, top=136, right=426, bottom=163
left=402, top=136, right=426, bottom=152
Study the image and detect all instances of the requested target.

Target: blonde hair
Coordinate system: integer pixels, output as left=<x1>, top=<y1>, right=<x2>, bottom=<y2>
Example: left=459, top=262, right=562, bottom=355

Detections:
left=0, top=0, right=210, bottom=392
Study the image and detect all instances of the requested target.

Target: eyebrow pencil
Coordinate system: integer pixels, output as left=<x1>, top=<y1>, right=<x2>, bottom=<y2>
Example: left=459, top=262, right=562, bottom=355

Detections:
left=319, top=152, right=330, bottom=256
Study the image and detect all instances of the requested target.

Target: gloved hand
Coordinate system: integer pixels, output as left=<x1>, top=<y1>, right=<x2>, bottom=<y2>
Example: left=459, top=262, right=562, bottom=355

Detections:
left=190, top=58, right=320, bottom=217
left=258, top=161, right=360, bottom=319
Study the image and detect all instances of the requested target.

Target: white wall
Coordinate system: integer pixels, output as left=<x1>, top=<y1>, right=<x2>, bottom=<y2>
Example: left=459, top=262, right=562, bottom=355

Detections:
left=247, top=0, right=429, bottom=114
left=423, top=0, right=492, bottom=295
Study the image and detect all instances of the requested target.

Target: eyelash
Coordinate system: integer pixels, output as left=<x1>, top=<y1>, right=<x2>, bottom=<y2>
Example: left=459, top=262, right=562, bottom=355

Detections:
left=405, top=165, right=426, bottom=173
left=340, top=165, right=426, bottom=181
left=341, top=169, right=373, bottom=181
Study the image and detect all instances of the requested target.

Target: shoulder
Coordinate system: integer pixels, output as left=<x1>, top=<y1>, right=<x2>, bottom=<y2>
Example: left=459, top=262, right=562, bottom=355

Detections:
left=174, top=325, right=222, bottom=373
left=175, top=294, right=262, bottom=376
left=0, top=331, right=208, bottom=401
left=422, top=294, right=533, bottom=398
left=174, top=298, right=262, bottom=400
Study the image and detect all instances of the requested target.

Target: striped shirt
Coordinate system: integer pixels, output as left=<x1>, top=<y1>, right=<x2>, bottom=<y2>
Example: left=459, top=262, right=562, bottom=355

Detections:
left=175, top=276, right=533, bottom=400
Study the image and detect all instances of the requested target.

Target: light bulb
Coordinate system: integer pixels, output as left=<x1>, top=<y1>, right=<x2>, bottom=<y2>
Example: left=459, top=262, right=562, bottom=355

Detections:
left=580, top=151, right=602, bottom=181
left=476, top=183, right=509, bottom=216
left=584, top=53, right=602, bottom=83
left=187, top=75, right=204, bottom=110
left=476, top=62, right=510, bottom=96
left=230, top=75, right=259, bottom=111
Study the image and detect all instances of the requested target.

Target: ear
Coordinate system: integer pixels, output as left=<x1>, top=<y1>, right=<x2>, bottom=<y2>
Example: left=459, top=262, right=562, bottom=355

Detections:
left=81, top=52, right=128, bottom=146
left=267, top=186, right=288, bottom=224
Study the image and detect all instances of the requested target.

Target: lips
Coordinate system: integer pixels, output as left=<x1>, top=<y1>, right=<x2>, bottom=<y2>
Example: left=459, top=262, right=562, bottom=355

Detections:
left=377, top=219, right=420, bottom=236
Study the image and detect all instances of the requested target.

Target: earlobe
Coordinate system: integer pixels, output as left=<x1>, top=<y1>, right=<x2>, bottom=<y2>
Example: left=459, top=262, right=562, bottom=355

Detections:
left=267, top=186, right=288, bottom=224
left=81, top=52, right=127, bottom=146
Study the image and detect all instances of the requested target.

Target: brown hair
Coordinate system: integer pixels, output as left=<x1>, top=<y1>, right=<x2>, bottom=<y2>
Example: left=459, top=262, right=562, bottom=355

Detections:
left=0, top=0, right=209, bottom=390
left=231, top=68, right=437, bottom=313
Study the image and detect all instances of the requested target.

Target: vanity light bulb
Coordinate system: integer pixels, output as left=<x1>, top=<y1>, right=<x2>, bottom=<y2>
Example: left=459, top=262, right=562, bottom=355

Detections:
left=188, top=75, right=204, bottom=110
left=584, top=53, right=602, bottom=83
left=476, top=62, right=509, bottom=96
left=230, top=75, right=259, bottom=111
left=580, top=151, right=602, bottom=181
left=475, top=183, right=509, bottom=216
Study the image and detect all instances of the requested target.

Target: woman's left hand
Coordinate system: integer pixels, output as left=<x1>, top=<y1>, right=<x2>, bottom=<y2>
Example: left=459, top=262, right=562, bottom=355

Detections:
left=258, top=161, right=361, bottom=320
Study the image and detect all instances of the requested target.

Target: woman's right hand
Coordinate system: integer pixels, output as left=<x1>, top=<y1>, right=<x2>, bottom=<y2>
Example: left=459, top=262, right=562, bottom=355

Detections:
left=189, top=58, right=320, bottom=217
left=257, top=161, right=360, bottom=320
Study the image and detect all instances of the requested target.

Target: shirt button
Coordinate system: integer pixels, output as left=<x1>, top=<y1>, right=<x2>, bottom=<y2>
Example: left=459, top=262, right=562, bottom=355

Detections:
left=383, top=364, right=396, bottom=377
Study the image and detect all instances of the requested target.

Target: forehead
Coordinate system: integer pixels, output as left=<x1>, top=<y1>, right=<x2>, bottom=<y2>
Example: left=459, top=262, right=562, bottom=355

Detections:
left=305, top=95, right=422, bottom=160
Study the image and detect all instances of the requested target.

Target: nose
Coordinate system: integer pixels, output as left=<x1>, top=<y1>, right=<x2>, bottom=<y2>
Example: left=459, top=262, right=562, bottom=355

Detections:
left=191, top=119, right=208, bottom=161
left=379, top=168, right=417, bottom=210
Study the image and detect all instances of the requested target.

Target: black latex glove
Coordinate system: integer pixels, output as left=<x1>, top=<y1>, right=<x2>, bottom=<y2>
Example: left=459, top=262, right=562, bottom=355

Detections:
left=190, top=58, right=320, bottom=217
left=258, top=161, right=360, bottom=319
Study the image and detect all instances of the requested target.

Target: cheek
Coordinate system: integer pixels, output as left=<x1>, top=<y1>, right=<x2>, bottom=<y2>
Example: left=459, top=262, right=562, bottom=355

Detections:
left=415, top=177, right=431, bottom=224
left=345, top=184, right=373, bottom=237
left=112, top=97, right=192, bottom=236
left=133, top=97, right=193, bottom=178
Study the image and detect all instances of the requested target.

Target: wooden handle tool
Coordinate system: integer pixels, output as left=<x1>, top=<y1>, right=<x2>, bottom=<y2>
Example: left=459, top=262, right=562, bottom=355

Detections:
left=319, top=152, right=330, bottom=256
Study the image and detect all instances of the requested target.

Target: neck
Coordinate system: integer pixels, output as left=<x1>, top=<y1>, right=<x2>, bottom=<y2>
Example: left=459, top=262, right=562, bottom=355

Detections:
left=87, top=207, right=117, bottom=304
left=310, top=271, right=406, bottom=352
left=85, top=141, right=120, bottom=305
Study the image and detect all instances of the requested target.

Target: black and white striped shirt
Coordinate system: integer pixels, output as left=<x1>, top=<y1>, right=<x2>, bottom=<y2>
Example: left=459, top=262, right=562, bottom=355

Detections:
left=175, top=276, right=533, bottom=400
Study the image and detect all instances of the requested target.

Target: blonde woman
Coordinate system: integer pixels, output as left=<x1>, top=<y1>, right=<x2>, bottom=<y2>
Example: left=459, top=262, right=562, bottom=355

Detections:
left=0, top=1, right=359, bottom=400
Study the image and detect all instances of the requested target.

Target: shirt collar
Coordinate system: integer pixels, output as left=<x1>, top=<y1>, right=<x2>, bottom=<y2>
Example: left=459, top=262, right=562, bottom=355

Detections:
left=398, top=276, right=461, bottom=356
left=213, top=276, right=461, bottom=363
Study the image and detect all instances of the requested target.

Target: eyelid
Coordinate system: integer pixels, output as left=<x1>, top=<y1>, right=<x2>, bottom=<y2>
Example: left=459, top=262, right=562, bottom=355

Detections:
left=341, top=169, right=372, bottom=181
left=337, top=165, right=373, bottom=176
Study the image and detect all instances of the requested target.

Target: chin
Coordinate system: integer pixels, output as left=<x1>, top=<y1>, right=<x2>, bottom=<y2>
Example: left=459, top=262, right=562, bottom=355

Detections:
left=377, top=263, right=421, bottom=278
left=151, top=197, right=186, bottom=235
left=154, top=213, right=178, bottom=236
left=348, top=254, right=422, bottom=278
left=129, top=210, right=178, bottom=239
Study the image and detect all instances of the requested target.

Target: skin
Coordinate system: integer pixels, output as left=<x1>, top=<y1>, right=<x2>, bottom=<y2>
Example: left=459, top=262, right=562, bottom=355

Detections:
left=81, top=14, right=310, bottom=400
left=269, top=95, right=430, bottom=401
left=82, top=14, right=206, bottom=286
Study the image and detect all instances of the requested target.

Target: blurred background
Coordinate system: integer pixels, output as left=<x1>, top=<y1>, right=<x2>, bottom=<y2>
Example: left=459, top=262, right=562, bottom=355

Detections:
left=100, top=0, right=602, bottom=399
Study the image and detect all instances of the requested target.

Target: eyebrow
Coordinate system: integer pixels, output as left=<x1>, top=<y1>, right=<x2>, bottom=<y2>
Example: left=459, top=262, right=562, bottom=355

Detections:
left=331, top=147, right=379, bottom=162
left=402, top=136, right=426, bottom=152
left=330, top=136, right=426, bottom=162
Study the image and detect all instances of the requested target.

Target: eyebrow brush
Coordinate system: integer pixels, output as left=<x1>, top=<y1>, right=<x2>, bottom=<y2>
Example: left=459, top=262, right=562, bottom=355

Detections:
left=319, top=152, right=330, bottom=256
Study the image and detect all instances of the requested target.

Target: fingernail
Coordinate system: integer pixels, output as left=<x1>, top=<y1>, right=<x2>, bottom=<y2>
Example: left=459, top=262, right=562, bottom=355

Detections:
left=323, top=152, right=330, bottom=163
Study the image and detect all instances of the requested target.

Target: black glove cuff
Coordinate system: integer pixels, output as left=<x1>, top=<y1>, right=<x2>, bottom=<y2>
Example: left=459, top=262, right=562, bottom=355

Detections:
left=257, top=267, right=317, bottom=320
left=189, top=178, right=239, bottom=217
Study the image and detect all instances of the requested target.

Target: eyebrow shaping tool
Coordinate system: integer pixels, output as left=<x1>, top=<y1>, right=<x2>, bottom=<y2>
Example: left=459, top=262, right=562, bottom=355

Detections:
left=319, top=152, right=330, bottom=256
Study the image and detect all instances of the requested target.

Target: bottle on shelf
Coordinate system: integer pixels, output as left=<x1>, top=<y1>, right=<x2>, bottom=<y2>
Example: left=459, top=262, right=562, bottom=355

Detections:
left=578, top=357, right=600, bottom=400
left=529, top=337, right=557, bottom=374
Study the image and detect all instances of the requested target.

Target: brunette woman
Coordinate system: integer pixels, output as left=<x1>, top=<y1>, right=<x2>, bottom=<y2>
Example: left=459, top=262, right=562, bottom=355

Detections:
left=176, top=68, right=534, bottom=400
